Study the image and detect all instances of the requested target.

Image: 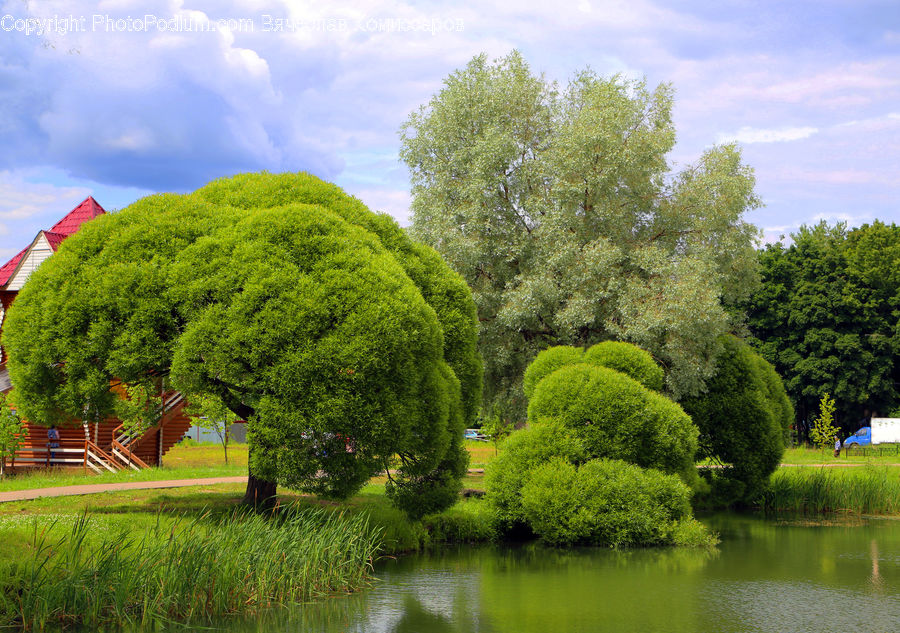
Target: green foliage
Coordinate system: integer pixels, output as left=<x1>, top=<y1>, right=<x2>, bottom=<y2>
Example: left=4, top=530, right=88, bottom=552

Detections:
left=193, top=172, right=483, bottom=428
left=809, top=393, right=839, bottom=450
left=479, top=403, right=515, bottom=453
left=0, top=506, right=380, bottom=629
left=751, top=354, right=795, bottom=446
left=763, top=465, right=900, bottom=515
left=3, top=172, right=481, bottom=517
left=746, top=220, right=900, bottom=435
left=0, top=394, right=25, bottom=479
left=113, top=382, right=159, bottom=440
left=680, top=335, right=787, bottom=503
left=484, top=421, right=587, bottom=530
left=528, top=364, right=698, bottom=483
left=422, top=499, right=497, bottom=543
left=519, top=457, right=711, bottom=547
left=583, top=341, right=665, bottom=391
left=522, top=346, right=584, bottom=399
left=401, top=50, right=762, bottom=419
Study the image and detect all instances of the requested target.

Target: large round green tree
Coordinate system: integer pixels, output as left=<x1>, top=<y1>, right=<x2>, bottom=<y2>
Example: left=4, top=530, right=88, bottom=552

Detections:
left=680, top=335, right=793, bottom=504
left=3, top=173, right=481, bottom=513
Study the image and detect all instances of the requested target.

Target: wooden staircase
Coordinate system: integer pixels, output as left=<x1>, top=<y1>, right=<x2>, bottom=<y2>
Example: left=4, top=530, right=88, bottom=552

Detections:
left=107, top=391, right=192, bottom=469
left=8, top=391, right=193, bottom=473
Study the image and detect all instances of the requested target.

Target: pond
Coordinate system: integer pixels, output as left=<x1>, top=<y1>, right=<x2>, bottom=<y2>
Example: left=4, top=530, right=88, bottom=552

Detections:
left=208, top=513, right=899, bottom=633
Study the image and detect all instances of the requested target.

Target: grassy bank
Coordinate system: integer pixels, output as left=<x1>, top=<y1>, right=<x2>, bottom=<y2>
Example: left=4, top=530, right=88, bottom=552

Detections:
left=762, top=465, right=900, bottom=515
left=0, top=504, right=379, bottom=630
left=0, top=473, right=495, bottom=630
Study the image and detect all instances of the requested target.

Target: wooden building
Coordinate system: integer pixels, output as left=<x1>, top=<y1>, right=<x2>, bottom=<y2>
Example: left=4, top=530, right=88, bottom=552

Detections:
left=0, top=199, right=192, bottom=472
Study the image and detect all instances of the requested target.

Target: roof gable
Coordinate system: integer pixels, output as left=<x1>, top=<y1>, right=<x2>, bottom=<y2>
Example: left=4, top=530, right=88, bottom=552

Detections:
left=0, top=247, right=28, bottom=287
left=0, top=197, right=107, bottom=289
left=43, top=231, right=67, bottom=251
left=49, top=197, right=106, bottom=236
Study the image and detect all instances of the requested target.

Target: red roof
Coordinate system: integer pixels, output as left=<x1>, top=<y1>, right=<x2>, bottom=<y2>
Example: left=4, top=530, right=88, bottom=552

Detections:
left=0, top=248, right=28, bottom=287
left=43, top=231, right=67, bottom=251
left=49, top=197, right=106, bottom=236
left=0, top=197, right=106, bottom=287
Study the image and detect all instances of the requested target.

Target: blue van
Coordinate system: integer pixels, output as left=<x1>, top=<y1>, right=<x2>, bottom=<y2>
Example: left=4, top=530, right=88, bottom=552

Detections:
left=843, top=427, right=872, bottom=448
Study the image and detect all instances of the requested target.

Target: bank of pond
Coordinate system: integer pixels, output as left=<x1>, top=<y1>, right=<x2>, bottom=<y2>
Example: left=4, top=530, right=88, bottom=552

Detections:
left=0, top=466, right=897, bottom=631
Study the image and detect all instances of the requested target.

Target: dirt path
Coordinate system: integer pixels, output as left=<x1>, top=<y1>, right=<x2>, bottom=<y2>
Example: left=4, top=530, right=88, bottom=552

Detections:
left=0, top=463, right=892, bottom=504
left=0, top=476, right=248, bottom=503
left=0, top=469, right=489, bottom=504
left=781, top=463, right=900, bottom=467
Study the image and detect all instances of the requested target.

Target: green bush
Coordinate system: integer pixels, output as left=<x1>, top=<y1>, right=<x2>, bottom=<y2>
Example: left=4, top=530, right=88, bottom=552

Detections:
left=583, top=341, right=664, bottom=391
left=528, top=364, right=698, bottom=483
left=522, top=346, right=584, bottom=399
left=751, top=354, right=795, bottom=446
left=519, top=458, right=711, bottom=547
left=423, top=498, right=497, bottom=543
left=484, top=421, right=587, bottom=531
left=680, top=335, right=786, bottom=504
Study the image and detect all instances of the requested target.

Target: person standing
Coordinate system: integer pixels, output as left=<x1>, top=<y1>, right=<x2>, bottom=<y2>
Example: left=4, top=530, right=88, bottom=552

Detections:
left=834, top=436, right=841, bottom=458
left=47, top=425, right=60, bottom=463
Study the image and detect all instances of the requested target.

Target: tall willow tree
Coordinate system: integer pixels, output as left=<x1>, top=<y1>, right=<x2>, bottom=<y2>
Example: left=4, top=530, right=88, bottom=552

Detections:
left=401, top=51, right=762, bottom=417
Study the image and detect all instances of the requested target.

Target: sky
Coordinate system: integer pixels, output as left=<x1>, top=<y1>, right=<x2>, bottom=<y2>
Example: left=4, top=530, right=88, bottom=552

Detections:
left=1, top=0, right=898, bottom=260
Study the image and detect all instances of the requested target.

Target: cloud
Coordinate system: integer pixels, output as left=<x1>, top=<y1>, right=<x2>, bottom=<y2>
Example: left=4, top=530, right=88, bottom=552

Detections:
left=348, top=187, right=412, bottom=225
left=717, top=126, right=819, bottom=144
left=0, top=169, right=91, bottom=238
left=811, top=211, right=873, bottom=225
left=1, top=0, right=899, bottom=254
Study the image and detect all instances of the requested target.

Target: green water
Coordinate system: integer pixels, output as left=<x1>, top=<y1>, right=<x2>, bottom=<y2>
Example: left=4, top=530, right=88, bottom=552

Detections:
left=218, top=513, right=899, bottom=633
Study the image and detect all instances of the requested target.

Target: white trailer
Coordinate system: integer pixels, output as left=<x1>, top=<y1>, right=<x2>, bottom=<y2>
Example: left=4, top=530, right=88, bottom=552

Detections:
left=870, top=418, right=900, bottom=444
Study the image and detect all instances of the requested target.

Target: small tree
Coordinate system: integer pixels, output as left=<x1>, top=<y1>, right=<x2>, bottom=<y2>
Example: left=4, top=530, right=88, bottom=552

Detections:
left=0, top=393, right=25, bottom=479
left=185, top=393, right=240, bottom=464
left=480, top=404, right=514, bottom=455
left=809, top=393, right=839, bottom=451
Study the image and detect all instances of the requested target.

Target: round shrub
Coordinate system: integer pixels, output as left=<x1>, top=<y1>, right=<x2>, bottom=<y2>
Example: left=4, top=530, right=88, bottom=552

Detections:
left=751, top=354, right=794, bottom=446
left=583, top=341, right=664, bottom=392
left=680, top=335, right=786, bottom=503
left=520, top=457, right=705, bottom=547
left=527, top=364, right=698, bottom=483
left=523, top=346, right=584, bottom=399
left=484, top=421, right=586, bottom=531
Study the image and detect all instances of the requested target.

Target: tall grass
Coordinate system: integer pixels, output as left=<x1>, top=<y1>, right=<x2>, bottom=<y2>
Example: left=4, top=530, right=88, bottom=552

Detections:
left=763, top=466, right=900, bottom=515
left=0, top=505, right=381, bottom=630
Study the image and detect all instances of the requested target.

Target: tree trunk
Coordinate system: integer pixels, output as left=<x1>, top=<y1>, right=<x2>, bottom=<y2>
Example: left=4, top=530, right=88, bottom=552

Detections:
left=243, top=469, right=277, bottom=509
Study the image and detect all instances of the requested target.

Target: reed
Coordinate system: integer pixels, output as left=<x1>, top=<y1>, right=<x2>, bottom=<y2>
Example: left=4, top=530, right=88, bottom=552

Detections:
left=0, top=504, right=381, bottom=630
left=762, top=466, right=900, bottom=515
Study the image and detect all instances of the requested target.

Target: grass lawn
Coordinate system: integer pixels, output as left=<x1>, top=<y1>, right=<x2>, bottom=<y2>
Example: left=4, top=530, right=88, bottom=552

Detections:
left=0, top=468, right=492, bottom=560
left=782, top=445, right=900, bottom=465
left=464, top=439, right=498, bottom=468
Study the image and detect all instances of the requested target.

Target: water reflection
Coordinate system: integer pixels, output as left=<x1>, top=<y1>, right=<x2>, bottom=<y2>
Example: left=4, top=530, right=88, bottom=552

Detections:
left=173, top=514, right=899, bottom=633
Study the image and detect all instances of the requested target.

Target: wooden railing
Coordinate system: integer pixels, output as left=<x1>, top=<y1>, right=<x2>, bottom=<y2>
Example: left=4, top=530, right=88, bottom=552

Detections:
left=110, top=420, right=154, bottom=470
left=84, top=440, right=121, bottom=474
left=6, top=439, right=87, bottom=468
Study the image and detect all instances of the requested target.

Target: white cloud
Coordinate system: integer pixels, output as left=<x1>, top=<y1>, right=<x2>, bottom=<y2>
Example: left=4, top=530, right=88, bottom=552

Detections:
left=350, top=187, right=412, bottom=225
left=0, top=170, right=92, bottom=240
left=811, top=211, right=872, bottom=226
left=717, top=126, right=818, bottom=144
left=0, top=171, right=90, bottom=221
